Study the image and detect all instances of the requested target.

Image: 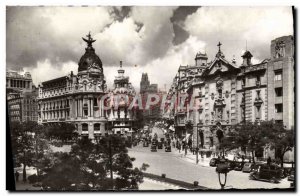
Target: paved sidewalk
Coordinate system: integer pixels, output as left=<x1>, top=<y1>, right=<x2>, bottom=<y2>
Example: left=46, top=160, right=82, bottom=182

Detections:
left=170, top=148, right=211, bottom=167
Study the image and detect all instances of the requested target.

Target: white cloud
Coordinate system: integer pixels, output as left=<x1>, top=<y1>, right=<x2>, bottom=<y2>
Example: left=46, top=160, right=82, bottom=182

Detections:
left=7, top=6, right=294, bottom=93
left=183, top=6, right=294, bottom=63
left=23, top=59, right=78, bottom=85
left=104, top=35, right=206, bottom=92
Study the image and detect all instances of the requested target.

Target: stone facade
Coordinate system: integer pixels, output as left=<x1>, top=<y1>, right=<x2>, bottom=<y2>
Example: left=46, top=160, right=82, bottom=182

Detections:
left=38, top=33, right=107, bottom=139
left=165, top=36, right=294, bottom=157
left=7, top=71, right=38, bottom=122
left=139, top=73, right=160, bottom=124
left=267, top=35, right=294, bottom=130
left=106, top=61, right=137, bottom=135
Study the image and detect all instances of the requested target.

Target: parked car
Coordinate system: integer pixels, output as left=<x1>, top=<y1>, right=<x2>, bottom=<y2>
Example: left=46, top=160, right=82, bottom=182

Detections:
left=152, top=139, right=158, bottom=146
left=249, top=164, right=282, bottom=183
left=151, top=145, right=157, bottom=152
left=234, top=162, right=243, bottom=171
left=242, top=163, right=255, bottom=173
left=157, top=142, right=163, bottom=149
left=209, top=158, right=220, bottom=167
left=288, top=171, right=295, bottom=181
left=223, top=160, right=236, bottom=171
left=165, top=145, right=171, bottom=152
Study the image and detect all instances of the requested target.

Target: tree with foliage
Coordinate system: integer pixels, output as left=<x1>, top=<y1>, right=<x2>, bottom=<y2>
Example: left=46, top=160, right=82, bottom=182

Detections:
left=40, top=135, right=149, bottom=190
left=218, top=129, right=237, bottom=157
left=260, top=121, right=294, bottom=168
left=10, top=121, right=37, bottom=182
left=231, top=121, right=270, bottom=163
left=41, top=152, right=84, bottom=190
left=45, top=122, right=77, bottom=143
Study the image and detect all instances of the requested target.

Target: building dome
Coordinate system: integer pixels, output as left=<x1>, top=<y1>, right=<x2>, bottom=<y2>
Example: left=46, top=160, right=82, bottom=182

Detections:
left=78, top=32, right=103, bottom=72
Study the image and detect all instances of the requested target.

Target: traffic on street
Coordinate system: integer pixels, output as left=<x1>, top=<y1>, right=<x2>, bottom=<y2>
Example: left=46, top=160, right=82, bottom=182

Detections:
left=128, top=125, right=293, bottom=190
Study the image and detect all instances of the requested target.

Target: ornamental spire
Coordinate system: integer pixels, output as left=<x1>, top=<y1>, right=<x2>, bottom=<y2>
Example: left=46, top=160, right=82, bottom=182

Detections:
left=217, top=41, right=222, bottom=52
left=216, top=41, right=225, bottom=58
left=82, top=31, right=96, bottom=47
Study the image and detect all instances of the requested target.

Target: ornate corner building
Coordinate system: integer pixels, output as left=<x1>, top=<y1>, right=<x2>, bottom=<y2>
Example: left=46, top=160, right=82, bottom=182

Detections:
left=165, top=36, right=294, bottom=155
left=106, top=61, right=138, bottom=134
left=38, top=33, right=108, bottom=140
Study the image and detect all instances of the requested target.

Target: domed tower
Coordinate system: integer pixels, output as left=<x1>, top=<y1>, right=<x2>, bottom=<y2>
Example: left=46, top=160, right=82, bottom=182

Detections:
left=78, top=32, right=105, bottom=81
left=107, top=61, right=136, bottom=135
left=195, top=52, right=208, bottom=67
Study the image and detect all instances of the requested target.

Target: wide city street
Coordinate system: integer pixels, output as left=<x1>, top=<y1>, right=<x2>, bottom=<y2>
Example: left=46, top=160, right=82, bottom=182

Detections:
left=128, top=126, right=291, bottom=190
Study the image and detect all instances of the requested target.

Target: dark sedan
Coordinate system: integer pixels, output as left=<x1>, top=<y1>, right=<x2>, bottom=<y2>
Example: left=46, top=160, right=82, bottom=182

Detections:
left=157, top=142, right=163, bottom=149
left=151, top=145, right=157, bottom=152
left=165, top=145, right=171, bottom=152
left=249, top=164, right=282, bottom=183
left=209, top=158, right=220, bottom=167
left=234, top=162, right=243, bottom=171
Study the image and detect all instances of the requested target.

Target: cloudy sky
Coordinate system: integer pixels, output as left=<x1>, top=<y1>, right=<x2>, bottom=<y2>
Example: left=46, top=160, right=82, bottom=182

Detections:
left=6, top=6, right=293, bottom=91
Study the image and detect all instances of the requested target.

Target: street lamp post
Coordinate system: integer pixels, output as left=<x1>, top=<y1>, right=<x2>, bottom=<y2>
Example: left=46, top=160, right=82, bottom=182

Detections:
left=216, top=158, right=229, bottom=189
left=196, top=122, right=203, bottom=164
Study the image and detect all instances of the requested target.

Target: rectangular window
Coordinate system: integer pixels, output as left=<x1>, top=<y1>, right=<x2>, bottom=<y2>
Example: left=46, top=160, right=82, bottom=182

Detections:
left=275, top=104, right=283, bottom=113
left=84, top=109, right=88, bottom=117
left=274, top=70, right=282, bottom=81
left=275, top=87, right=283, bottom=97
left=94, top=98, right=98, bottom=106
left=255, top=106, right=261, bottom=119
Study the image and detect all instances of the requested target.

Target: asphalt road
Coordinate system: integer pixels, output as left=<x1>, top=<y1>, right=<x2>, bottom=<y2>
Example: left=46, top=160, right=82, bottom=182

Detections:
left=129, top=127, right=291, bottom=190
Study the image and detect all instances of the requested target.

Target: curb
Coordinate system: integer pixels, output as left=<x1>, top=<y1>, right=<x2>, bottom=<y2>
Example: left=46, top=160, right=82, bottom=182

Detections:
left=143, top=172, right=209, bottom=190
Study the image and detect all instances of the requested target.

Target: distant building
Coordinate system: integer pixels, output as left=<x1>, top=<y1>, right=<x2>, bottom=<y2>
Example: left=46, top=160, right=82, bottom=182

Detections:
left=139, top=73, right=160, bottom=124
left=22, top=87, right=39, bottom=122
left=6, top=71, right=33, bottom=92
left=106, top=61, right=137, bottom=135
left=6, top=71, right=38, bottom=122
left=7, top=92, right=22, bottom=122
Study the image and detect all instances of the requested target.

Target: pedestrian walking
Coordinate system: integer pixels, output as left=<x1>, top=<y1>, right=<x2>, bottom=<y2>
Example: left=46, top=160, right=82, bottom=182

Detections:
left=15, top=171, right=19, bottom=182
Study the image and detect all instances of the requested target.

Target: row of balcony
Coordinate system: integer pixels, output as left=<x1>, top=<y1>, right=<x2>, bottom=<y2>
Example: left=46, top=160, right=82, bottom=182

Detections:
left=42, top=105, right=70, bottom=110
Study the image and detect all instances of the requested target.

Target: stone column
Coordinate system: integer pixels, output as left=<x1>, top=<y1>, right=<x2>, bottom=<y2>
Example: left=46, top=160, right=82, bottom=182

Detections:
left=88, top=122, right=94, bottom=139
left=78, top=123, right=82, bottom=135
left=100, top=122, right=105, bottom=135
left=91, top=97, right=94, bottom=117
left=88, top=98, right=91, bottom=117
left=75, top=98, right=78, bottom=117
left=100, top=98, right=103, bottom=117
left=79, top=98, right=82, bottom=117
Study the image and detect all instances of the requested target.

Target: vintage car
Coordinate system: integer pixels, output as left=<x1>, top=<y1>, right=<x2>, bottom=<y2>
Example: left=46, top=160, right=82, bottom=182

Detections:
left=234, top=162, right=243, bottom=171
left=209, top=158, right=219, bottom=167
left=157, top=142, right=163, bottom=149
left=242, top=163, right=255, bottom=173
left=288, top=171, right=295, bottom=181
left=165, top=145, right=171, bottom=152
left=151, top=144, right=157, bottom=152
left=249, top=164, right=283, bottom=183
